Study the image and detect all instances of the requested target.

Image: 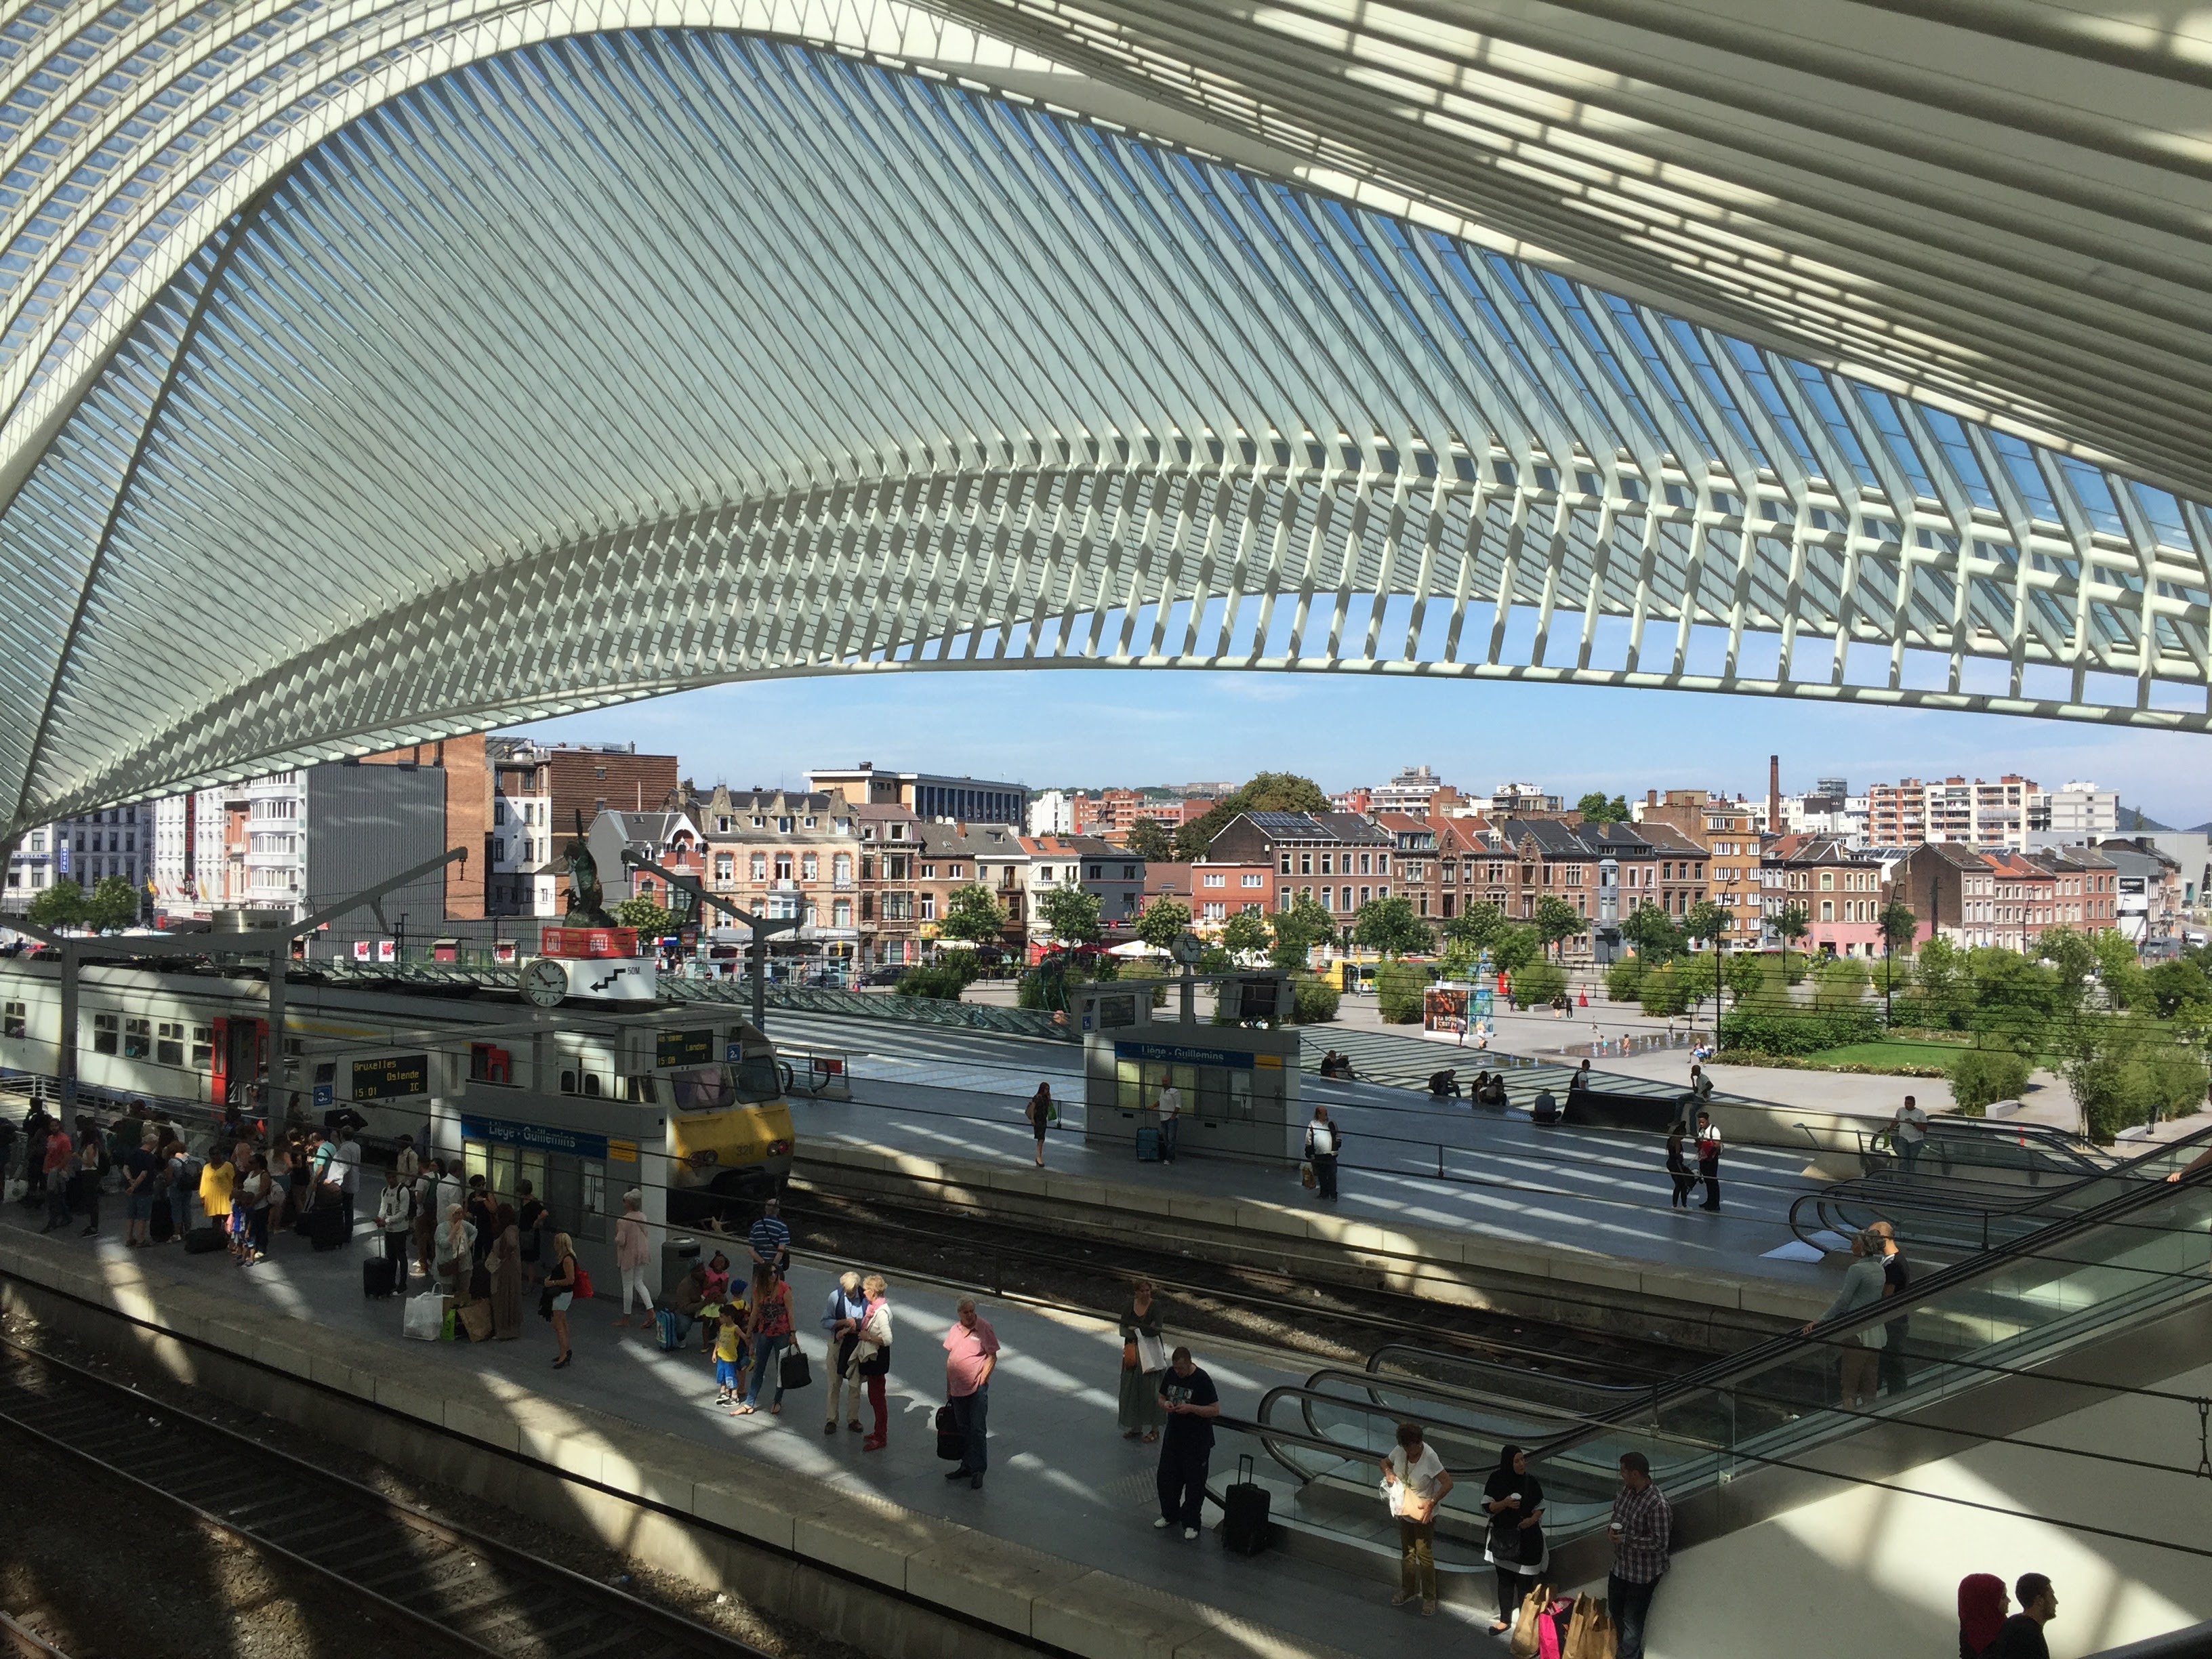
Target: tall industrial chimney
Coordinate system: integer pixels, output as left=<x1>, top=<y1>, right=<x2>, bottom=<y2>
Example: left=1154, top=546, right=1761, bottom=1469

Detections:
left=1769, top=754, right=1781, bottom=832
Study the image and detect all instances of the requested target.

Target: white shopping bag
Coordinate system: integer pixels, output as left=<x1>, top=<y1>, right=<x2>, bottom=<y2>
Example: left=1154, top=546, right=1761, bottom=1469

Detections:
left=403, top=1292, right=445, bottom=1341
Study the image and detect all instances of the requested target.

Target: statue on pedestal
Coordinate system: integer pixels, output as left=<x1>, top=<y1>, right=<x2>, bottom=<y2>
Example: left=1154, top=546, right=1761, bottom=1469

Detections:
left=561, top=810, right=614, bottom=926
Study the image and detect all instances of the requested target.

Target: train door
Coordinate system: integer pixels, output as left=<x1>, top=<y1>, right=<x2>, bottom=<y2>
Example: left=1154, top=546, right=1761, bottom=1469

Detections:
left=208, top=1017, right=267, bottom=1107
left=457, top=1134, right=545, bottom=1212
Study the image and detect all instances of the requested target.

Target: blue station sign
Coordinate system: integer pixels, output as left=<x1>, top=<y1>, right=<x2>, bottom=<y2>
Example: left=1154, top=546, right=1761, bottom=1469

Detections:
left=1111, top=1040, right=1256, bottom=1071
left=459, top=1113, right=610, bottom=1160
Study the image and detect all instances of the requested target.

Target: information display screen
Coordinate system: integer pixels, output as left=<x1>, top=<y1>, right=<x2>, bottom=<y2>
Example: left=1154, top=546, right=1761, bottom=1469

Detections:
left=351, top=1053, right=430, bottom=1099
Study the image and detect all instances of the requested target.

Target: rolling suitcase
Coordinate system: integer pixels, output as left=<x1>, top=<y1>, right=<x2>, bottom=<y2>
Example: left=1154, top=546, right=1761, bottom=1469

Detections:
left=363, top=1255, right=398, bottom=1298
left=1135, top=1126, right=1161, bottom=1163
left=935, top=1404, right=966, bottom=1462
left=1220, top=1454, right=1270, bottom=1555
left=654, top=1307, right=686, bottom=1351
left=306, top=1204, right=349, bottom=1252
left=148, top=1201, right=173, bottom=1244
left=185, top=1225, right=224, bottom=1254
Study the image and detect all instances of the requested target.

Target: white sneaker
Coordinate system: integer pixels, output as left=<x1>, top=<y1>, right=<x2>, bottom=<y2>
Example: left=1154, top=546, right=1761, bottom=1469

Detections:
left=1183, top=1528, right=1199, bottom=1540
left=1153, top=1517, right=1170, bottom=1530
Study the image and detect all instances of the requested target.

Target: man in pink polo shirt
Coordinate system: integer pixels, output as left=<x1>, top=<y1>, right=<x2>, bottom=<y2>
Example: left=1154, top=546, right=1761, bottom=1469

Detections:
left=39, top=1123, right=75, bottom=1234
left=941, top=1296, right=1000, bottom=1490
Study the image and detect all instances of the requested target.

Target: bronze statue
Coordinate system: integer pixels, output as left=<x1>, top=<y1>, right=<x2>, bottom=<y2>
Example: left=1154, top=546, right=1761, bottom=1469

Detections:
left=561, top=810, right=614, bottom=925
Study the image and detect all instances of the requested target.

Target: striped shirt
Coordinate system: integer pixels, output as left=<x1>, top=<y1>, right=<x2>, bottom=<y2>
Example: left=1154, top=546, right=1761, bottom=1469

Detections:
left=1610, top=1483, right=1671, bottom=1584
left=747, top=1214, right=791, bottom=1267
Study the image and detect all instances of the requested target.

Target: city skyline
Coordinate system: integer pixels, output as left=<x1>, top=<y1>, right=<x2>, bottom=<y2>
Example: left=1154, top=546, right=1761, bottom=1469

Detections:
left=511, top=670, right=2212, bottom=825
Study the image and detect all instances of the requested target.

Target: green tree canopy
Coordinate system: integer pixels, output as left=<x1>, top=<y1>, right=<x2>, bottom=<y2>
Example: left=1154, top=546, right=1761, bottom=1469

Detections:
left=84, top=875, right=142, bottom=933
left=1036, top=882, right=1104, bottom=946
left=1134, top=895, right=1193, bottom=951
left=2142, top=958, right=2212, bottom=1021
left=1171, top=771, right=1332, bottom=861
left=1124, top=817, right=1174, bottom=864
left=612, top=896, right=674, bottom=938
left=1620, top=902, right=1683, bottom=962
left=1269, top=895, right=1336, bottom=970
left=1443, top=901, right=1506, bottom=950
left=1532, top=895, right=1583, bottom=959
left=1353, top=894, right=1433, bottom=958
left=937, top=882, right=1008, bottom=947
left=1877, top=899, right=1919, bottom=957
left=1490, top=923, right=1542, bottom=976
left=1575, top=792, right=1631, bottom=826
left=26, top=880, right=87, bottom=931
left=1221, top=908, right=1272, bottom=960
left=1683, top=899, right=1727, bottom=949
left=2093, top=928, right=2146, bottom=1010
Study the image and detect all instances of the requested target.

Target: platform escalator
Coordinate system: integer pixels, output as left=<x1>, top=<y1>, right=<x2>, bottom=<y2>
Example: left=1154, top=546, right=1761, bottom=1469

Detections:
left=1218, top=1127, right=2212, bottom=1593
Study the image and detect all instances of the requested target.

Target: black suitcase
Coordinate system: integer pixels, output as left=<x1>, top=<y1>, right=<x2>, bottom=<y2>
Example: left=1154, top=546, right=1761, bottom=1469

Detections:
left=935, top=1404, right=965, bottom=1462
left=148, top=1202, right=174, bottom=1244
left=306, top=1204, right=349, bottom=1252
left=1135, top=1126, right=1161, bottom=1163
left=185, top=1225, right=224, bottom=1254
left=363, top=1255, right=397, bottom=1298
left=1221, top=1455, right=1270, bottom=1555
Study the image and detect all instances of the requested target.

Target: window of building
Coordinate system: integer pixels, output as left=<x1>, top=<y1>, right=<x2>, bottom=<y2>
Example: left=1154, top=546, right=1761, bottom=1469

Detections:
left=1202, top=873, right=1225, bottom=888
left=1241, top=873, right=1264, bottom=888
left=1122, top=865, right=1136, bottom=879
left=920, top=894, right=937, bottom=920
left=920, top=863, right=936, bottom=880
left=775, top=855, right=793, bottom=881
left=834, top=853, right=853, bottom=885
left=1087, top=865, right=1102, bottom=880
left=714, top=853, right=733, bottom=882
left=888, top=823, right=906, bottom=840
left=833, top=899, right=852, bottom=928
left=778, top=817, right=794, bottom=833
left=802, top=853, right=819, bottom=881
left=93, top=1012, right=119, bottom=1054
left=1319, top=853, right=1334, bottom=874
left=1278, top=853, right=1292, bottom=874
left=804, top=815, right=817, bottom=829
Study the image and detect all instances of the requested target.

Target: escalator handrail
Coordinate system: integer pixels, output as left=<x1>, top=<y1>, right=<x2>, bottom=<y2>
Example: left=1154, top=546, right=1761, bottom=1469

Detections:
left=1532, top=1124, right=2212, bottom=1467
left=1787, top=1124, right=2204, bottom=1250
left=1364, top=1341, right=1651, bottom=1399
left=1269, top=1368, right=1607, bottom=1458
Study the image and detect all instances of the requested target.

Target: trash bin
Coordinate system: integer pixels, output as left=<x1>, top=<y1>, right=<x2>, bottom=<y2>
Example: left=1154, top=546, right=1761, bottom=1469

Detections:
left=660, top=1235, right=701, bottom=1300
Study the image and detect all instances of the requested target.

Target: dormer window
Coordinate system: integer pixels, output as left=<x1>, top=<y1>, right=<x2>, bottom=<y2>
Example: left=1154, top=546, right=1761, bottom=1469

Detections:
left=890, top=824, right=906, bottom=840
left=778, top=817, right=794, bottom=833
left=752, top=815, right=765, bottom=827
left=804, top=816, right=817, bottom=828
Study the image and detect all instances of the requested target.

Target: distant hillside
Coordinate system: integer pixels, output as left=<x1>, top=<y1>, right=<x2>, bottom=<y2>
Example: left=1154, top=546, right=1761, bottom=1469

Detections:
left=2118, top=804, right=2175, bottom=832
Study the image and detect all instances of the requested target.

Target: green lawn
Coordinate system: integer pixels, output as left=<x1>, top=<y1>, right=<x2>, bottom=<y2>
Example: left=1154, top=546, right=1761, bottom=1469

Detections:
left=1803, top=1039, right=1965, bottom=1071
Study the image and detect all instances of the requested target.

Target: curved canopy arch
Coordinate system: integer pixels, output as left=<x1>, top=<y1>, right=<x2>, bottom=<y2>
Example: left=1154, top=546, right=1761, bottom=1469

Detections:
left=5, top=25, right=2212, bottom=837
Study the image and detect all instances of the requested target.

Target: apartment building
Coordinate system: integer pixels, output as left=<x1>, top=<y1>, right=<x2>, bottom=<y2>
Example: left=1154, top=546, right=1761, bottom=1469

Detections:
left=1765, top=836, right=1887, bottom=957
left=1020, top=835, right=1145, bottom=949
left=1088, top=789, right=1214, bottom=846
left=542, top=742, right=679, bottom=838
left=3, top=806, right=148, bottom=917
left=487, top=737, right=558, bottom=916
left=685, top=787, right=859, bottom=968
left=807, top=762, right=1025, bottom=828
left=1868, top=775, right=2037, bottom=849
left=1367, top=765, right=1458, bottom=815
left=2029, top=781, right=2120, bottom=836
left=1206, top=811, right=1397, bottom=924
left=1144, top=861, right=1273, bottom=930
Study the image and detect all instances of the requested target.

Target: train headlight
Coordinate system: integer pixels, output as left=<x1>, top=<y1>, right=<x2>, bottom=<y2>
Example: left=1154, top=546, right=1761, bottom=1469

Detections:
left=768, top=1139, right=792, bottom=1157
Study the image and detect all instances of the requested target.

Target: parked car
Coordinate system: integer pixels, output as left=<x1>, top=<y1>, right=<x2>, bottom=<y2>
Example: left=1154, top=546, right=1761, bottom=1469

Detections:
left=857, top=966, right=906, bottom=987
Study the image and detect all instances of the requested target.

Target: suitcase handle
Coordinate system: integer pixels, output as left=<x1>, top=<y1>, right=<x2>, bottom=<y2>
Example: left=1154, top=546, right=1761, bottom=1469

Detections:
left=1237, top=1453, right=1254, bottom=1485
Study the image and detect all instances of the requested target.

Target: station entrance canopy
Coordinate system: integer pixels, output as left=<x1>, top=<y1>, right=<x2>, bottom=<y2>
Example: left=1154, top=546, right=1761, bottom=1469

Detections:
left=5, top=2, right=2212, bottom=838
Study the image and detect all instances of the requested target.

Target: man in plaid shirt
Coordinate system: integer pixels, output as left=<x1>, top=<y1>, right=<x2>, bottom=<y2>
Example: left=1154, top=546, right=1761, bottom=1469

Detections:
left=1607, top=1452, right=1671, bottom=1659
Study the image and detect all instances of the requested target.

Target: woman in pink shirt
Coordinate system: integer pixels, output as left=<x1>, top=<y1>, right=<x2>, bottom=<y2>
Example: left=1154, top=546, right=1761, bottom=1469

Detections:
left=612, top=1191, right=651, bottom=1328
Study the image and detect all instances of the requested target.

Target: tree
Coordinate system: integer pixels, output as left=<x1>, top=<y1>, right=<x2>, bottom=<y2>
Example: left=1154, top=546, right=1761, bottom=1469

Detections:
left=1683, top=900, right=1727, bottom=1015
left=1036, top=883, right=1103, bottom=946
left=1269, top=896, right=1335, bottom=971
left=85, top=875, right=142, bottom=932
left=1812, top=955, right=1869, bottom=1012
left=1774, top=903, right=1809, bottom=987
left=1877, top=898, right=1918, bottom=1023
left=1620, top=903, right=1682, bottom=964
left=1222, top=908, right=1271, bottom=961
left=1531, top=895, right=1582, bottom=962
left=1134, top=895, right=1192, bottom=952
left=1171, top=771, right=1332, bottom=861
left=2143, top=958, right=2212, bottom=1021
left=1575, top=792, right=1631, bottom=827
left=937, top=883, right=1007, bottom=948
left=1125, top=818, right=1174, bottom=864
left=2092, top=928, right=2146, bottom=1011
left=613, top=896, right=674, bottom=939
left=1353, top=895, right=1432, bottom=958
left=1376, top=958, right=1429, bottom=1023
left=1443, top=901, right=1506, bottom=951
left=1490, top=923, right=1542, bottom=977
left=1511, top=959, right=1568, bottom=1010
left=26, top=880, right=87, bottom=931
left=1724, top=949, right=1766, bottom=1009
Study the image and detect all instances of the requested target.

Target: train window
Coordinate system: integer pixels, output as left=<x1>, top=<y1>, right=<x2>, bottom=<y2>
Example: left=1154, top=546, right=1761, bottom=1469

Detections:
left=123, top=1018, right=150, bottom=1059
left=621, top=1076, right=658, bottom=1104
left=734, top=1053, right=780, bottom=1102
left=191, top=1025, right=213, bottom=1067
left=157, top=1021, right=184, bottom=1065
left=558, top=1070, right=577, bottom=1094
left=582, top=1073, right=602, bottom=1097
left=3, top=1001, right=22, bottom=1039
left=93, top=1012, right=118, bottom=1054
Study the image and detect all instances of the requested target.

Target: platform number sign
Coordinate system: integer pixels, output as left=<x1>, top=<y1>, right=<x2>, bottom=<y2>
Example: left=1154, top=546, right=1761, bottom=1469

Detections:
left=655, top=1027, right=715, bottom=1068
left=350, top=1053, right=430, bottom=1100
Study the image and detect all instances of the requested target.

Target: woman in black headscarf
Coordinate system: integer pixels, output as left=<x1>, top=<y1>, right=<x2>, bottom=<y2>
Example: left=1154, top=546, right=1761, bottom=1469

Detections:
left=1481, top=1445, right=1547, bottom=1633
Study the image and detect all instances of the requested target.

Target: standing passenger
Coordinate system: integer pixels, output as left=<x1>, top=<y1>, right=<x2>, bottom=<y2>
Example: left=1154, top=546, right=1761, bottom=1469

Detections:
left=1607, top=1452, right=1671, bottom=1659
left=516, top=1179, right=546, bottom=1286
left=1304, top=1107, right=1341, bottom=1202
left=1957, top=1574, right=2009, bottom=1659
left=613, top=1191, right=652, bottom=1328
left=1664, top=1121, right=1694, bottom=1210
left=194, top=1139, right=233, bottom=1240
left=39, top=1122, right=74, bottom=1233
left=1154, top=1078, right=1181, bottom=1166
left=242, top=1153, right=274, bottom=1263
left=331, top=1127, right=362, bottom=1239
left=1803, top=1229, right=1887, bottom=1408
left=737, top=1263, right=796, bottom=1416
left=1117, top=1279, right=1166, bottom=1443
left=1694, top=1111, right=1722, bottom=1211
left=1153, top=1347, right=1221, bottom=1540
left=1025, top=1084, right=1054, bottom=1168
left=1889, top=1093, right=1929, bottom=1175
left=1481, top=1445, right=1543, bottom=1632
left=164, top=1140, right=194, bottom=1242
left=855, top=1275, right=892, bottom=1451
left=544, top=1231, right=578, bottom=1368
left=1871, top=1219, right=1912, bottom=1397
left=376, top=1166, right=413, bottom=1268
left=411, top=1159, right=440, bottom=1279
left=941, top=1296, right=999, bottom=1488
left=489, top=1204, right=523, bottom=1341
left=123, top=1131, right=159, bottom=1247
left=436, top=1204, right=476, bottom=1302
left=746, top=1199, right=791, bottom=1275
left=713, top=1305, right=748, bottom=1409
left=1380, top=1421, right=1450, bottom=1616
left=821, top=1270, right=868, bottom=1435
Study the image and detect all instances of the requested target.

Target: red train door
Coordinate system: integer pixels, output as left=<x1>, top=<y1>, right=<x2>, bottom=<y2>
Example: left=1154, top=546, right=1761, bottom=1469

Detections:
left=209, top=1017, right=266, bottom=1107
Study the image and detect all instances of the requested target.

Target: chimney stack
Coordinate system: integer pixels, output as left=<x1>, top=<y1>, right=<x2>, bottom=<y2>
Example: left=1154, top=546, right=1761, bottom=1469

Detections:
left=1769, top=754, right=1781, bottom=832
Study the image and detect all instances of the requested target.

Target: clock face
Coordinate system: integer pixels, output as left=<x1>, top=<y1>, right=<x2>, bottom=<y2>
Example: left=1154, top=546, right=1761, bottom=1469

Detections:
left=1171, top=932, right=1206, bottom=966
left=521, top=958, right=569, bottom=1008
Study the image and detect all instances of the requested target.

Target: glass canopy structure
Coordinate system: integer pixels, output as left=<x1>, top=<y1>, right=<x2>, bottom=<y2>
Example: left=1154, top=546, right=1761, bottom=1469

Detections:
left=2, top=3, right=2210, bottom=837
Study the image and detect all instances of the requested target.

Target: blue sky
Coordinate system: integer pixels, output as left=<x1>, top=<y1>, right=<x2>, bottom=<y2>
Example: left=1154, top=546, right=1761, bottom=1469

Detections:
left=510, top=670, right=2212, bottom=825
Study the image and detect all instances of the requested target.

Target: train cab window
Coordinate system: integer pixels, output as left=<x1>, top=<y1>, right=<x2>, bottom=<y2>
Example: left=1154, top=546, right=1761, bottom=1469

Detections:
left=156, top=1021, right=184, bottom=1065
left=735, top=1053, right=781, bottom=1102
left=582, top=1073, right=602, bottom=1097
left=123, top=1018, right=150, bottom=1059
left=559, top=1069, right=577, bottom=1094
left=93, top=1012, right=119, bottom=1055
left=190, top=1025, right=213, bottom=1067
left=622, top=1076, right=658, bottom=1104
left=3, top=1002, right=23, bottom=1039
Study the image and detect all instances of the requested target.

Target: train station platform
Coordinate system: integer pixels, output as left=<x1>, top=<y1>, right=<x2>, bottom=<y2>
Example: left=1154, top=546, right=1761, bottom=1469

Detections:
left=0, top=1205, right=1629, bottom=1659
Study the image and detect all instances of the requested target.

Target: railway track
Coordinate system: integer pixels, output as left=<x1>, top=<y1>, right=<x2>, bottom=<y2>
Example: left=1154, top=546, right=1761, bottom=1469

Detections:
left=0, top=1613, right=69, bottom=1659
left=0, top=1338, right=771, bottom=1659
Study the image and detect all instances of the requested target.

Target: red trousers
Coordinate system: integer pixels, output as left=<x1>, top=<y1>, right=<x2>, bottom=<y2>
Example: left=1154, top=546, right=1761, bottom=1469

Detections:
left=865, top=1374, right=887, bottom=1441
